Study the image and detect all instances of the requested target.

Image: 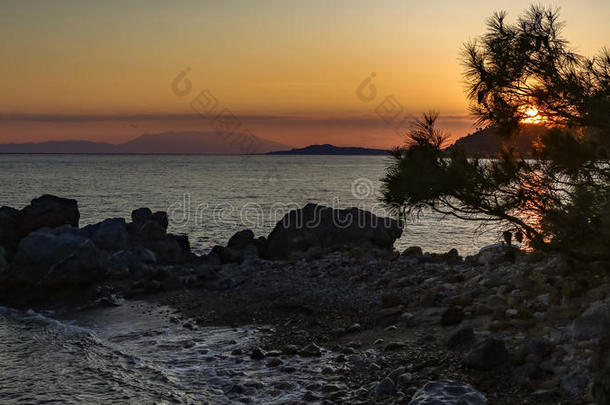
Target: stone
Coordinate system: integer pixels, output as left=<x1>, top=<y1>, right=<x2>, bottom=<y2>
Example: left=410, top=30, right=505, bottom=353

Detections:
left=211, top=245, right=243, bottom=264
left=227, top=229, right=255, bottom=250
left=0, top=245, right=7, bottom=267
left=560, top=369, right=589, bottom=397
left=572, top=301, right=610, bottom=340
left=151, top=211, right=169, bottom=231
left=137, top=248, right=157, bottom=263
left=446, top=323, right=475, bottom=348
left=17, top=195, right=80, bottom=238
left=384, top=341, right=406, bottom=351
left=282, top=344, right=299, bottom=355
left=592, top=331, right=610, bottom=405
left=131, top=207, right=152, bottom=225
left=152, top=236, right=186, bottom=263
left=464, top=338, right=510, bottom=370
left=266, top=358, right=283, bottom=368
left=408, top=380, right=487, bottom=405
left=250, top=347, right=267, bottom=360
left=441, top=307, right=465, bottom=326
left=0, top=206, right=19, bottom=248
left=300, top=343, right=322, bottom=357
left=402, top=246, right=423, bottom=256
left=10, top=229, right=106, bottom=287
left=264, top=203, right=403, bottom=260
left=397, top=373, right=413, bottom=386
left=381, top=293, right=402, bottom=308
left=376, top=377, right=396, bottom=397
left=85, top=218, right=130, bottom=251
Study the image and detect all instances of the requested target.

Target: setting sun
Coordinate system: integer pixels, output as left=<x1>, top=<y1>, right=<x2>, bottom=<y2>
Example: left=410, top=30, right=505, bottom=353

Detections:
left=519, top=105, right=548, bottom=125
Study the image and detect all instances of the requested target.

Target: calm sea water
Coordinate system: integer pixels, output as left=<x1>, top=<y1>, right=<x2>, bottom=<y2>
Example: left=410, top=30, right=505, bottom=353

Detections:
left=0, top=154, right=500, bottom=255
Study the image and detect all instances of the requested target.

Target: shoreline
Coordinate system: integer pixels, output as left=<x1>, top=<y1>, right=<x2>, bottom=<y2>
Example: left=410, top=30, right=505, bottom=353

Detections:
left=1, top=196, right=609, bottom=403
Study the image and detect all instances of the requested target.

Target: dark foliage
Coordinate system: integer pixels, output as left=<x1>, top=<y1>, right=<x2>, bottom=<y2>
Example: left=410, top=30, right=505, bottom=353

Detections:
left=382, top=6, right=610, bottom=258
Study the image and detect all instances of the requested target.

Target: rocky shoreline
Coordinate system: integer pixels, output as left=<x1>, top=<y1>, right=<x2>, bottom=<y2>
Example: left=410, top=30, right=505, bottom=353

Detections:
left=1, top=195, right=610, bottom=404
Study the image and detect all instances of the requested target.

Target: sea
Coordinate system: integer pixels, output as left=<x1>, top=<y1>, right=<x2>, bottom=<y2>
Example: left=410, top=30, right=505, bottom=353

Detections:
left=0, top=154, right=500, bottom=404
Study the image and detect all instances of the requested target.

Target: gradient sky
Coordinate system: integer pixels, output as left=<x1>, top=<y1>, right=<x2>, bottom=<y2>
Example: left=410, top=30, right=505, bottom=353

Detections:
left=1, top=0, right=608, bottom=148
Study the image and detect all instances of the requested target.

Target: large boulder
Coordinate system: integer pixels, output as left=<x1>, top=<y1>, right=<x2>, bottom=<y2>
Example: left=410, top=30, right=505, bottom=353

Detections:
left=0, top=206, right=19, bottom=248
left=264, top=203, right=403, bottom=260
left=9, top=228, right=106, bottom=287
left=127, top=208, right=190, bottom=264
left=82, top=218, right=129, bottom=251
left=17, top=195, right=79, bottom=238
left=572, top=301, right=610, bottom=341
left=129, top=208, right=169, bottom=242
left=463, top=338, right=510, bottom=370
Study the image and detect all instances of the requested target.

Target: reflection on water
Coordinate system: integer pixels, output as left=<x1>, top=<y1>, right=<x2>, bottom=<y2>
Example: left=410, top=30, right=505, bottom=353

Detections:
left=0, top=154, right=501, bottom=255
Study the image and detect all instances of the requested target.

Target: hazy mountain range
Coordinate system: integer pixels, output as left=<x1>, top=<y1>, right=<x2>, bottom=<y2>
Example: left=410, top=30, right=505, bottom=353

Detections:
left=0, top=126, right=546, bottom=156
left=267, top=144, right=388, bottom=155
left=0, top=131, right=291, bottom=154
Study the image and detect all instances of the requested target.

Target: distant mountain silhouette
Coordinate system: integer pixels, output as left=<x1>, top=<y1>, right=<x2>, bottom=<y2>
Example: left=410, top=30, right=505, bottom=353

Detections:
left=447, top=125, right=546, bottom=157
left=268, top=144, right=388, bottom=155
left=0, top=140, right=118, bottom=154
left=0, top=131, right=291, bottom=154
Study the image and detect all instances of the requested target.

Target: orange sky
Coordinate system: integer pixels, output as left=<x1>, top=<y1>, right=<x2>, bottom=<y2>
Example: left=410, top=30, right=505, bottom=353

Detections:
left=1, top=0, right=608, bottom=148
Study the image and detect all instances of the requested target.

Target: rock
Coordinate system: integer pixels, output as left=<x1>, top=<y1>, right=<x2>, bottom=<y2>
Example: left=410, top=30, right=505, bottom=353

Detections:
left=9, top=229, right=106, bottom=287
left=137, top=248, right=157, bottom=264
left=300, top=343, right=322, bottom=357
left=96, top=294, right=122, bottom=307
left=384, top=341, right=406, bottom=351
left=282, top=344, right=299, bottom=355
left=131, top=207, right=152, bottom=225
left=110, top=250, right=134, bottom=272
left=441, top=307, right=465, bottom=326
left=408, top=380, right=487, bottom=405
left=142, top=279, right=161, bottom=294
left=397, top=373, right=413, bottom=386
left=250, top=347, right=267, bottom=360
left=266, top=358, right=283, bottom=368
left=347, top=323, right=362, bottom=333
left=402, top=246, right=423, bottom=256
left=227, top=229, right=255, bottom=250
left=152, top=236, right=186, bottom=263
left=0, top=245, right=7, bottom=267
left=264, top=203, right=403, bottom=260
left=84, top=218, right=129, bottom=251
left=303, top=391, right=319, bottom=402
left=592, top=330, right=610, bottom=405
left=151, top=211, right=169, bottom=231
left=446, top=323, right=475, bottom=348
left=477, top=243, right=511, bottom=266
left=376, top=377, right=396, bottom=397
left=212, top=245, right=243, bottom=264
left=572, top=300, right=610, bottom=340
left=0, top=206, right=19, bottom=248
left=560, top=369, right=589, bottom=397
left=381, top=293, right=402, bottom=308
left=464, top=338, right=510, bottom=370
left=17, top=195, right=80, bottom=238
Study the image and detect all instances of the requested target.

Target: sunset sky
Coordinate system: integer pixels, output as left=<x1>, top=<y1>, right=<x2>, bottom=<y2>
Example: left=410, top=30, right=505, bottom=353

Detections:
left=1, top=0, right=608, bottom=148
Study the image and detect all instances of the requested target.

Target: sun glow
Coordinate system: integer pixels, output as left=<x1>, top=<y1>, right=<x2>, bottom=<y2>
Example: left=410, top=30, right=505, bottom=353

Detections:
left=519, top=105, right=547, bottom=125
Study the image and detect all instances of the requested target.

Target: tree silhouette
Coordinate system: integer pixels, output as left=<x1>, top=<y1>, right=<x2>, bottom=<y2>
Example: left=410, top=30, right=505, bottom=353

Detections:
left=382, top=6, right=610, bottom=259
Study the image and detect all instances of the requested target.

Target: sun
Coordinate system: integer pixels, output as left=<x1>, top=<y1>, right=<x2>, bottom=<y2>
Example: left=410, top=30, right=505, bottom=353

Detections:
left=519, top=105, right=546, bottom=125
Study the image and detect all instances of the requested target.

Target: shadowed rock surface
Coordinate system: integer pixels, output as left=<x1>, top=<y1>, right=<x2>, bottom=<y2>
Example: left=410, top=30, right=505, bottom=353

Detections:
left=264, top=203, right=403, bottom=260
